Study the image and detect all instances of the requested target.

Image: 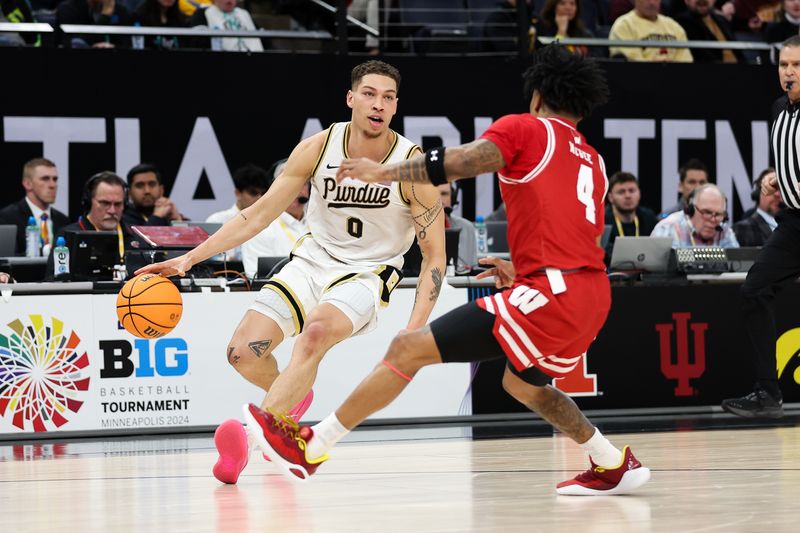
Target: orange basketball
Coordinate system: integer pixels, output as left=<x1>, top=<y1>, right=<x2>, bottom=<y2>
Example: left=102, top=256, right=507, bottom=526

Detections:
left=116, top=274, right=182, bottom=338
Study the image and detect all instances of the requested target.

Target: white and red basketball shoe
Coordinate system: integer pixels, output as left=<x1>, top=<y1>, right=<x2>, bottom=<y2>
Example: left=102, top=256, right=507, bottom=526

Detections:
left=556, top=446, right=650, bottom=496
left=243, top=403, right=328, bottom=481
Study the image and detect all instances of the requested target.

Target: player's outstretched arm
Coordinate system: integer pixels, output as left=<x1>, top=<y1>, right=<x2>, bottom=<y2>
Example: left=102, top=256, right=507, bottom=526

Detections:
left=404, top=179, right=447, bottom=330
left=135, top=133, right=324, bottom=277
left=335, top=139, right=506, bottom=185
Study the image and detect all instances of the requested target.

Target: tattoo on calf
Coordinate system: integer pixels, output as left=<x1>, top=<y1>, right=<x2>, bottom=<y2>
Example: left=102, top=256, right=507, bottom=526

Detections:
left=240, top=212, right=248, bottom=221
left=528, top=387, right=593, bottom=441
left=429, top=267, right=443, bottom=302
left=248, top=339, right=272, bottom=358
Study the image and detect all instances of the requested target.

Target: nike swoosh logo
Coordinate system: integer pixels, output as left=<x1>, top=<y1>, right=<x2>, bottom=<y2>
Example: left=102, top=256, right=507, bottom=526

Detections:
left=326, top=164, right=340, bottom=169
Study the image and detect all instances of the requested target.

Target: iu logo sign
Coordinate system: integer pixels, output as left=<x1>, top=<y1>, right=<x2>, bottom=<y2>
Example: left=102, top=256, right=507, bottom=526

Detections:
left=553, top=352, right=598, bottom=397
left=655, top=312, right=708, bottom=396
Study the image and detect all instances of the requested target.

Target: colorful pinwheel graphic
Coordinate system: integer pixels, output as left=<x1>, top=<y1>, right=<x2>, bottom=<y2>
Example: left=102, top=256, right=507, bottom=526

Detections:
left=0, top=315, right=90, bottom=431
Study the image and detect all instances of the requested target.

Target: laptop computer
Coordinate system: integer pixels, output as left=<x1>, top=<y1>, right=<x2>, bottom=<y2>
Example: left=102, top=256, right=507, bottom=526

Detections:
left=601, top=224, right=613, bottom=249
left=257, top=256, right=290, bottom=278
left=172, top=221, right=223, bottom=236
left=132, top=225, right=211, bottom=249
left=609, top=237, right=673, bottom=273
left=0, top=225, right=17, bottom=256
left=486, top=221, right=508, bottom=253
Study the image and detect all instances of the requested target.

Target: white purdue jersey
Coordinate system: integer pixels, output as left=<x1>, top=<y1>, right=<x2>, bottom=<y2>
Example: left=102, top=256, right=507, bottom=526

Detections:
left=298, top=122, right=420, bottom=269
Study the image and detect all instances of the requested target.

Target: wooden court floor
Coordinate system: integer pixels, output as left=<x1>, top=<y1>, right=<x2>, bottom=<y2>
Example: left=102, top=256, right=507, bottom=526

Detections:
left=1, top=425, right=799, bottom=532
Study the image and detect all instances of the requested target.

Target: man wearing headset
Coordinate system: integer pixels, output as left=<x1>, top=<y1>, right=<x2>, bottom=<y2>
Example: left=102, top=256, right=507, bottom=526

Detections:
left=45, top=171, right=140, bottom=280
left=733, top=168, right=782, bottom=247
left=650, top=183, right=739, bottom=248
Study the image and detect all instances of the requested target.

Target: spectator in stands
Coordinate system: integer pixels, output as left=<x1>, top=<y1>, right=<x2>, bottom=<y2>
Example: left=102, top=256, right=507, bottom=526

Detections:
left=675, top=0, right=743, bottom=63
left=734, top=168, right=782, bottom=246
left=188, top=0, right=264, bottom=52
left=134, top=0, right=188, bottom=50
left=240, top=159, right=310, bottom=278
left=536, top=0, right=592, bottom=56
left=123, top=164, right=184, bottom=228
left=438, top=183, right=477, bottom=274
left=765, top=0, right=800, bottom=44
left=651, top=183, right=739, bottom=247
left=348, top=0, right=380, bottom=55
left=604, top=171, right=658, bottom=256
left=0, top=271, right=10, bottom=283
left=727, top=0, right=780, bottom=33
left=608, top=0, right=694, bottom=61
left=0, top=158, right=69, bottom=256
left=55, top=0, right=133, bottom=47
left=660, top=158, right=709, bottom=217
left=1, top=0, right=37, bottom=46
left=206, top=163, right=270, bottom=260
left=482, top=0, right=535, bottom=53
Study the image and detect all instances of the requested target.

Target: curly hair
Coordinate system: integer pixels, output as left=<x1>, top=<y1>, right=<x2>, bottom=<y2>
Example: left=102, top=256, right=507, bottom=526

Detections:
left=522, top=44, right=609, bottom=119
left=351, top=60, right=401, bottom=92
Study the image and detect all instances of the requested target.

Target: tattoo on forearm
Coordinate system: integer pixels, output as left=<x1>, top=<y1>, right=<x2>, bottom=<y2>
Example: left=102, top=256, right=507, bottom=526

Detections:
left=240, top=212, right=248, bottom=221
left=388, top=158, right=431, bottom=183
left=429, top=267, right=443, bottom=302
left=526, top=386, right=594, bottom=441
left=248, top=339, right=272, bottom=358
left=410, top=183, right=443, bottom=240
left=454, top=140, right=505, bottom=177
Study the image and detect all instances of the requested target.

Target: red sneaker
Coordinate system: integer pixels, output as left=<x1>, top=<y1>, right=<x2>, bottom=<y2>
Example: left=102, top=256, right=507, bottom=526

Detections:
left=556, top=446, right=650, bottom=496
left=243, top=403, right=328, bottom=481
left=212, top=419, right=251, bottom=484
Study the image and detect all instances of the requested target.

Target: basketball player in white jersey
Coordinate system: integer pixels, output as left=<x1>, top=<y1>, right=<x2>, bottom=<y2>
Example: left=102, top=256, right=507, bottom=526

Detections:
left=135, top=60, right=446, bottom=484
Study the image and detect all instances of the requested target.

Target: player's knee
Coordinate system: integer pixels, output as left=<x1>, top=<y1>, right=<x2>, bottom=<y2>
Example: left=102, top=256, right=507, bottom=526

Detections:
left=384, top=332, right=428, bottom=377
left=225, top=344, right=249, bottom=369
left=502, top=371, right=545, bottom=405
left=294, top=321, right=332, bottom=364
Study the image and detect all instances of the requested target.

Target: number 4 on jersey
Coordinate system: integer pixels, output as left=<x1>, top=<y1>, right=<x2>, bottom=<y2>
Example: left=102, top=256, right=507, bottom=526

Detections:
left=576, top=164, right=596, bottom=224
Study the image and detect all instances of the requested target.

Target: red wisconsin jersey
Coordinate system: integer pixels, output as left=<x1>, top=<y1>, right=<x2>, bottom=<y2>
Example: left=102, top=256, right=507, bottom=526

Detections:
left=481, top=114, right=608, bottom=280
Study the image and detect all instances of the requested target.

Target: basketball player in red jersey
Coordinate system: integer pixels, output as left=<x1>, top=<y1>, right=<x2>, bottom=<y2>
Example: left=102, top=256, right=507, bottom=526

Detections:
left=244, top=45, right=650, bottom=495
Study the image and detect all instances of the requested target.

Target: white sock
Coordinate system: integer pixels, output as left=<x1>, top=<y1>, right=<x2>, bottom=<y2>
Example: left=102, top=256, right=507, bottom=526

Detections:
left=579, top=428, right=623, bottom=468
left=306, top=413, right=349, bottom=459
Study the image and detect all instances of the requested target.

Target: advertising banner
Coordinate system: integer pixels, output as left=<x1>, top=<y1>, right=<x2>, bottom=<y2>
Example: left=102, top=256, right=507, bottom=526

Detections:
left=472, top=283, right=800, bottom=414
left=0, top=285, right=471, bottom=436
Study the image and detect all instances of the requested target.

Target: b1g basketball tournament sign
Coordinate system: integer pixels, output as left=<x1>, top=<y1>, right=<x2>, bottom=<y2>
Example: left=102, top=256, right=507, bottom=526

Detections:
left=0, top=289, right=473, bottom=435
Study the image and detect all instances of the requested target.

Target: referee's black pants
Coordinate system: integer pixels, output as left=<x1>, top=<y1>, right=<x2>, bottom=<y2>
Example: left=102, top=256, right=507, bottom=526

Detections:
left=741, top=209, right=800, bottom=399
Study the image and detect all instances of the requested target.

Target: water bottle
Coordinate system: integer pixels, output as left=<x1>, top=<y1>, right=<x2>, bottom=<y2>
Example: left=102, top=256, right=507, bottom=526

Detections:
left=25, top=216, right=40, bottom=257
left=131, top=22, right=145, bottom=50
left=54, top=236, right=70, bottom=278
left=211, top=26, right=223, bottom=51
left=475, top=215, right=488, bottom=254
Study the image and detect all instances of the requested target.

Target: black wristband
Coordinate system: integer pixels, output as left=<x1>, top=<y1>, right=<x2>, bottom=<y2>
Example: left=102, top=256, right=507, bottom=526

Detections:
left=425, top=146, right=447, bottom=186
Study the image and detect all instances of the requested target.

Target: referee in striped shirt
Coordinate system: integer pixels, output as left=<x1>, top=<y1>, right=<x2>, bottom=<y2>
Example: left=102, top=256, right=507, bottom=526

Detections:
left=721, top=36, right=800, bottom=418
